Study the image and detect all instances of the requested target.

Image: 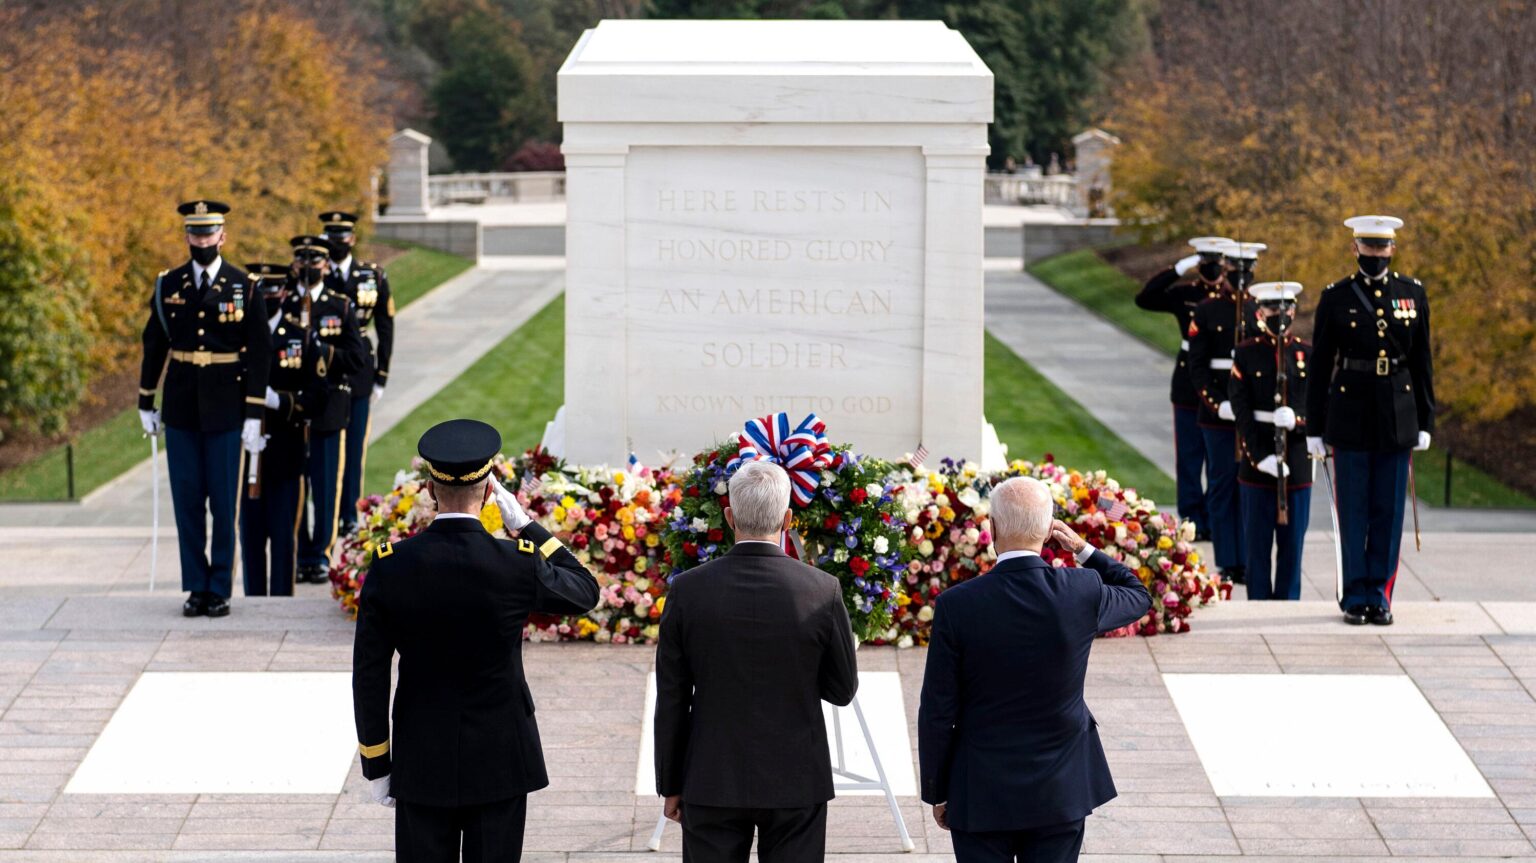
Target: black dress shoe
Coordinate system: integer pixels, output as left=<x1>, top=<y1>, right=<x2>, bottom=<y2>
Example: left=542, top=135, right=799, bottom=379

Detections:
left=204, top=595, right=230, bottom=618
left=1367, top=606, right=1394, bottom=626
left=1193, top=528, right=1212, bottom=543
left=182, top=593, right=206, bottom=617
left=1343, top=605, right=1370, bottom=625
left=1224, top=567, right=1247, bottom=586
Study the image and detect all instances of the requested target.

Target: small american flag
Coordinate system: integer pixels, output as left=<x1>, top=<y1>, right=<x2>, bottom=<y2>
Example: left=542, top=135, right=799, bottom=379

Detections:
left=519, top=473, right=543, bottom=498
left=1100, top=498, right=1129, bottom=521
left=909, top=443, right=929, bottom=470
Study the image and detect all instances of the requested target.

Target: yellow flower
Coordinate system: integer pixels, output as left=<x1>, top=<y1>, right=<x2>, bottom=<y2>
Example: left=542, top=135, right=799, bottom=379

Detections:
left=623, top=525, right=636, bottom=541
left=1157, top=536, right=1173, bottom=550
left=939, top=506, right=956, bottom=522
left=1189, top=551, right=1200, bottom=565
left=634, top=558, right=648, bottom=574
left=576, top=618, right=600, bottom=638
left=645, top=534, right=660, bottom=548
left=618, top=507, right=635, bottom=525
left=614, top=471, right=627, bottom=485
left=655, top=596, right=666, bottom=615
left=479, top=503, right=504, bottom=534
left=896, top=592, right=911, bottom=607
left=553, top=505, right=567, bottom=522
left=561, top=495, right=576, bottom=509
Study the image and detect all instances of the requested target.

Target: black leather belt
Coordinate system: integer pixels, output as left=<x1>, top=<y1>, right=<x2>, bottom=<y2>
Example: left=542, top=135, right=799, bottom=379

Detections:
left=1341, top=357, right=1401, bottom=376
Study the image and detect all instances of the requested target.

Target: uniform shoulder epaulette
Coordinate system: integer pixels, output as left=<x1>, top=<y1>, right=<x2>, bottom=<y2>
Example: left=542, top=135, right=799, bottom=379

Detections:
left=376, top=542, right=393, bottom=559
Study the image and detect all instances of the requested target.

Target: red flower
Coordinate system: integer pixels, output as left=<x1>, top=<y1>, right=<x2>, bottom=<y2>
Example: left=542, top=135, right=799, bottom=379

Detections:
left=850, top=488, right=868, bottom=504
left=686, top=486, right=700, bottom=498
left=849, top=557, right=870, bottom=576
left=823, top=513, right=841, bottom=529
left=707, top=528, right=724, bottom=542
left=683, top=541, right=697, bottom=557
left=573, top=534, right=589, bottom=549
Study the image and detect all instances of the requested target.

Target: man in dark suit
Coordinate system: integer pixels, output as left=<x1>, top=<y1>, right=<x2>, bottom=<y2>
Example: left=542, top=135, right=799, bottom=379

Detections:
left=352, top=419, right=600, bottom=862
left=919, top=476, right=1152, bottom=863
left=654, top=460, right=859, bottom=863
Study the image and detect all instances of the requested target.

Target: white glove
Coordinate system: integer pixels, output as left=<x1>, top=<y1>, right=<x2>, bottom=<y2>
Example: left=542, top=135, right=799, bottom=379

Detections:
left=1415, top=431, right=1432, bottom=452
left=264, top=387, right=281, bottom=410
left=241, top=418, right=266, bottom=454
left=1306, top=436, right=1327, bottom=459
left=1257, top=454, right=1290, bottom=477
left=488, top=475, right=531, bottom=531
left=369, top=775, right=395, bottom=808
left=139, top=409, right=161, bottom=436
left=371, top=384, right=385, bottom=404
left=1272, top=406, right=1297, bottom=430
left=1174, top=254, right=1201, bottom=277
left=1217, top=401, right=1235, bottom=421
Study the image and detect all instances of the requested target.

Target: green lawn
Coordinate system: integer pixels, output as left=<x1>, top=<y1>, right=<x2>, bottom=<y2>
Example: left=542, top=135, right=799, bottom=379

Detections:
left=0, top=243, right=470, bottom=502
left=1028, top=249, right=1183, bottom=357
left=1408, top=448, right=1536, bottom=510
left=984, top=333, right=1178, bottom=506
left=363, top=295, right=565, bottom=496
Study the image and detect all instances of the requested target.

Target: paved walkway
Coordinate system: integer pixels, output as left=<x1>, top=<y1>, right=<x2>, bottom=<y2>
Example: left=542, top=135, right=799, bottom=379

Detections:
left=983, top=265, right=1536, bottom=534
left=0, top=268, right=564, bottom=530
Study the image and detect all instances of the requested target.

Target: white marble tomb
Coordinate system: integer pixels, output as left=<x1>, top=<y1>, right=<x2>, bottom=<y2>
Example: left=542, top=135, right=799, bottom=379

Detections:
left=557, top=20, right=994, bottom=463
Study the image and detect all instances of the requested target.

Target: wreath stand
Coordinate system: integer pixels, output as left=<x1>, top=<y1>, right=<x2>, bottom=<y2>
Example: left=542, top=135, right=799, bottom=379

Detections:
left=646, top=692, right=915, bottom=852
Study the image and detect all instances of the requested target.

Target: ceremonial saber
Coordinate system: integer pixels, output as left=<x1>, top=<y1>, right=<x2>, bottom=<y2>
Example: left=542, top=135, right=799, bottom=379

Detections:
left=1320, top=454, right=1344, bottom=605
left=149, top=433, right=160, bottom=592
left=1408, top=454, right=1421, bottom=552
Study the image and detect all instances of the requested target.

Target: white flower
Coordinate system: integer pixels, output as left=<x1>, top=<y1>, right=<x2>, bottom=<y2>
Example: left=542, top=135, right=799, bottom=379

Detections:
left=1125, top=555, right=1142, bottom=570
left=595, top=628, right=612, bottom=643
left=911, top=526, right=924, bottom=542
left=963, top=527, right=980, bottom=544
left=834, top=548, right=849, bottom=563
left=897, top=634, right=915, bottom=648
left=905, top=509, right=920, bottom=525
left=865, top=483, right=883, bottom=499
left=884, top=626, right=900, bottom=641
left=1124, top=489, right=1140, bottom=505
left=874, top=536, right=890, bottom=554
left=1180, top=520, right=1197, bottom=542
left=936, top=494, right=950, bottom=506
left=635, top=578, right=651, bottom=592
left=958, top=487, right=981, bottom=508
left=691, top=517, right=709, bottom=533
left=713, top=480, right=728, bottom=496
left=919, top=539, right=935, bottom=556
left=917, top=605, right=935, bottom=622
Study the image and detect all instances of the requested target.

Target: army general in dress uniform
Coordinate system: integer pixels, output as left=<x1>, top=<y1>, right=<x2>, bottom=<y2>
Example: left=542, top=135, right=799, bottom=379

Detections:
left=1185, top=240, right=1266, bottom=584
left=139, top=201, right=270, bottom=618
left=320, top=211, right=395, bottom=538
left=1136, top=236, right=1232, bottom=540
left=352, top=419, right=600, bottom=862
left=288, top=235, right=369, bottom=584
left=1306, top=216, right=1434, bottom=626
left=1230, top=282, right=1313, bottom=601
left=238, top=263, right=309, bottom=597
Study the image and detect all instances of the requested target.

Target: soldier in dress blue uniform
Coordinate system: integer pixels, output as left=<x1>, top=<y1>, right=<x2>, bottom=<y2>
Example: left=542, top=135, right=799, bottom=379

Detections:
left=1306, top=216, right=1434, bottom=626
left=320, top=211, right=395, bottom=538
left=287, top=235, right=369, bottom=584
left=353, top=419, right=599, bottom=862
left=139, top=201, right=270, bottom=618
left=239, top=263, right=308, bottom=597
left=1230, top=282, right=1313, bottom=601
left=1185, top=240, right=1266, bottom=584
left=1136, top=236, right=1232, bottom=541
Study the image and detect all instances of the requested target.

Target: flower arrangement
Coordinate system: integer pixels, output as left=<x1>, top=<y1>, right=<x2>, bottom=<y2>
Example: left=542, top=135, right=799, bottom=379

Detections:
left=332, top=437, right=1221, bottom=644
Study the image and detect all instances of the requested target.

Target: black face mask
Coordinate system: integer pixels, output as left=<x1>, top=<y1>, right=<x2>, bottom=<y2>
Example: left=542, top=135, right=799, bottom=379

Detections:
left=1358, top=254, right=1390, bottom=278
left=189, top=244, right=220, bottom=266
left=327, top=241, right=348, bottom=263
left=1263, top=310, right=1293, bottom=335
left=1198, top=260, right=1224, bottom=281
left=301, top=266, right=324, bottom=286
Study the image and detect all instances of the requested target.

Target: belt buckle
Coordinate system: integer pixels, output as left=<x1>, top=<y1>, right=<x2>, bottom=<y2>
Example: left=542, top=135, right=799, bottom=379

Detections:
left=1375, top=357, right=1390, bottom=376
left=193, top=351, right=212, bottom=368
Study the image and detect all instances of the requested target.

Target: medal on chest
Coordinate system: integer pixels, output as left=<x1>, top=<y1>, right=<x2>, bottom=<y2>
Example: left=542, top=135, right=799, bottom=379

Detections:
left=280, top=339, right=304, bottom=368
left=320, top=315, right=342, bottom=337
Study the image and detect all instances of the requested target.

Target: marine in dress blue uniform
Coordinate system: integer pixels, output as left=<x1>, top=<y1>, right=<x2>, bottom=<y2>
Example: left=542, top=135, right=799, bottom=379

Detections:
left=238, top=263, right=308, bottom=597
left=1185, top=240, right=1266, bottom=584
left=352, top=419, right=600, bottom=863
left=1135, top=236, right=1232, bottom=540
left=286, top=236, right=369, bottom=584
left=320, top=211, right=396, bottom=538
left=1305, top=216, right=1434, bottom=626
left=139, top=201, right=270, bottom=618
left=1229, top=282, right=1313, bottom=601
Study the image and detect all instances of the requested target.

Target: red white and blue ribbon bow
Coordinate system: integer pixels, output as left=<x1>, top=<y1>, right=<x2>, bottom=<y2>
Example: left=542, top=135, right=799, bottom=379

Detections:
left=726, top=412, right=841, bottom=506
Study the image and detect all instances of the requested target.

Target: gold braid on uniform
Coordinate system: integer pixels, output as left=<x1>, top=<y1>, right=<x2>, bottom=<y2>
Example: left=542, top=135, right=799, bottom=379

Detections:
left=426, top=459, right=495, bottom=484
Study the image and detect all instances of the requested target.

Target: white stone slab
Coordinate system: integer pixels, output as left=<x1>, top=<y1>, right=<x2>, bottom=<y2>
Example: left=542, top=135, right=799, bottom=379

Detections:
left=66, top=672, right=357, bottom=794
left=635, top=670, right=916, bottom=797
left=1164, top=673, right=1492, bottom=798
left=559, top=19, right=992, bottom=464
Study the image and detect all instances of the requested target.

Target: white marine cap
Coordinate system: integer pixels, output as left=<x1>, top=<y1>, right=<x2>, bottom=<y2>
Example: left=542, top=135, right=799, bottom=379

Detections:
left=1188, top=236, right=1233, bottom=253
left=1218, top=240, right=1267, bottom=261
left=1344, top=215, right=1403, bottom=240
left=1248, top=281, right=1303, bottom=303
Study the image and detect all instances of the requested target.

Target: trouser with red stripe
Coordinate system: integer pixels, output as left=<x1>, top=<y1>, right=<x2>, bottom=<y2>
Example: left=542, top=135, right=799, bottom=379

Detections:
left=1332, top=447, right=1410, bottom=611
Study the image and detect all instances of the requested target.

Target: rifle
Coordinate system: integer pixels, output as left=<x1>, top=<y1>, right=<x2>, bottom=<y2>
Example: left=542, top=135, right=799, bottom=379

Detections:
left=1274, top=332, right=1289, bottom=526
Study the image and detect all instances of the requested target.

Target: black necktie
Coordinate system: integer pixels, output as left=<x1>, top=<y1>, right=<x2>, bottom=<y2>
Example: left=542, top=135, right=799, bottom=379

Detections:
left=199, top=271, right=211, bottom=296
